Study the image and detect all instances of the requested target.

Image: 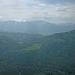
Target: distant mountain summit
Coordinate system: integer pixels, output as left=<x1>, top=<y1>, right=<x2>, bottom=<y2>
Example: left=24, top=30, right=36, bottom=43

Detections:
left=0, top=21, right=75, bottom=35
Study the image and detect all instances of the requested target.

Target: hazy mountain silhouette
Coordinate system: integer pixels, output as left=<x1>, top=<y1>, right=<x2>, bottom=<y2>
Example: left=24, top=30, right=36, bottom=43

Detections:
left=0, top=21, right=75, bottom=35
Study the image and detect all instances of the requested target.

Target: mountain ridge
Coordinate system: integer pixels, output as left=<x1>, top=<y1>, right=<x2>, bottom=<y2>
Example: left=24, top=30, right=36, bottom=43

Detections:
left=0, top=21, right=75, bottom=35
left=0, top=27, right=75, bottom=75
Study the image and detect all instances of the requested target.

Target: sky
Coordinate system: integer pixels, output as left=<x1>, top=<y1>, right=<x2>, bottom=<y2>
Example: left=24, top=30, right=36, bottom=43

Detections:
left=0, top=0, right=75, bottom=24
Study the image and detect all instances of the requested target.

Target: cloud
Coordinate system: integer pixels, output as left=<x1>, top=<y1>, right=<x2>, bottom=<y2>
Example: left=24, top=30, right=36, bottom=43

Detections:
left=0, top=0, right=75, bottom=24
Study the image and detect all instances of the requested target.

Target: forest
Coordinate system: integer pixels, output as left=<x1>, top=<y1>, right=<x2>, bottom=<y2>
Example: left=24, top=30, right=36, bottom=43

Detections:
left=0, top=29, right=75, bottom=75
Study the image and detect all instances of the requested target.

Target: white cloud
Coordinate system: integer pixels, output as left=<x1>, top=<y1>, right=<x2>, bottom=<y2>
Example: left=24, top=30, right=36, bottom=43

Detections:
left=0, top=0, right=75, bottom=24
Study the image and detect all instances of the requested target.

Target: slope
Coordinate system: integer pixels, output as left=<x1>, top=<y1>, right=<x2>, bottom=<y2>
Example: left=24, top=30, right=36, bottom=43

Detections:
left=0, top=30, right=75, bottom=75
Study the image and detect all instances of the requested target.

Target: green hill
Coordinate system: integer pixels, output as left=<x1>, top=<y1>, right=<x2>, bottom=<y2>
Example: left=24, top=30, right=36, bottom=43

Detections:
left=0, top=30, right=75, bottom=75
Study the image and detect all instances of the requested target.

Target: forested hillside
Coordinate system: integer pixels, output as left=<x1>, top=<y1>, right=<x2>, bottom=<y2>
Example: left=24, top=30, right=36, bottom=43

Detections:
left=0, top=30, right=75, bottom=75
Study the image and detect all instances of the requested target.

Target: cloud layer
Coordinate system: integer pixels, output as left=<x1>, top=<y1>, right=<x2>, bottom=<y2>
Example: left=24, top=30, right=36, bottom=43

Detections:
left=0, top=0, right=75, bottom=24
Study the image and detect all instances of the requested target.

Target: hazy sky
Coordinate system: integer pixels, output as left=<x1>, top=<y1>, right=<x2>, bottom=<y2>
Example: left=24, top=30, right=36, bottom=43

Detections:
left=0, top=0, right=75, bottom=24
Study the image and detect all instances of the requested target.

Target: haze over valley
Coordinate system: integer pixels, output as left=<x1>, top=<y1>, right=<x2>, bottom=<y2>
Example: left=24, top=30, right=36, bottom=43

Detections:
left=0, top=21, right=75, bottom=35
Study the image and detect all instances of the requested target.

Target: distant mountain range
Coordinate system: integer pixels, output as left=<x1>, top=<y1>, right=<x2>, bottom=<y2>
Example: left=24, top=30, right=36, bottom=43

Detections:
left=0, top=21, right=75, bottom=35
